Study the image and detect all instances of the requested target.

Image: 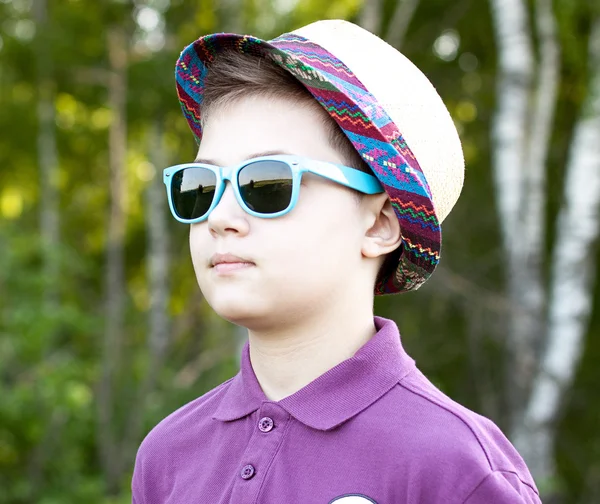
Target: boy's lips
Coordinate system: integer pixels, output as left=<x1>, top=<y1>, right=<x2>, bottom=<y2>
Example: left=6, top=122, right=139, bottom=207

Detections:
left=213, top=262, right=255, bottom=274
left=210, top=252, right=255, bottom=267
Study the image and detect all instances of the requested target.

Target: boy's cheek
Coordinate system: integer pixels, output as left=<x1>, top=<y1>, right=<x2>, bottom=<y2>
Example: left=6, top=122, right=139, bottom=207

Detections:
left=189, top=238, right=209, bottom=276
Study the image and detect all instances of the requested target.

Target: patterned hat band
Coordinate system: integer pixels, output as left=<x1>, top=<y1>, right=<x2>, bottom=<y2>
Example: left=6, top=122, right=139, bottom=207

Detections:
left=175, top=20, right=465, bottom=295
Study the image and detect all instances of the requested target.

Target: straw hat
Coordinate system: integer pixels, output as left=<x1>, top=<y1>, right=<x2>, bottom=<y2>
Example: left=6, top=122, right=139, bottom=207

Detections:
left=175, top=19, right=465, bottom=295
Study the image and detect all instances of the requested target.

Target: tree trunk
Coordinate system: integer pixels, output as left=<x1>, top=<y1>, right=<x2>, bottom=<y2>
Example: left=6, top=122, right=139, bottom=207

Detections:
left=34, top=0, right=60, bottom=314
left=359, top=0, right=384, bottom=35
left=513, top=16, right=600, bottom=492
left=521, top=0, right=560, bottom=333
left=516, top=0, right=560, bottom=363
left=489, top=0, right=540, bottom=431
left=97, top=25, right=128, bottom=496
left=27, top=0, right=61, bottom=497
left=489, top=0, right=533, bottom=241
left=386, top=0, right=421, bottom=49
left=121, top=120, right=171, bottom=475
left=508, top=0, right=561, bottom=433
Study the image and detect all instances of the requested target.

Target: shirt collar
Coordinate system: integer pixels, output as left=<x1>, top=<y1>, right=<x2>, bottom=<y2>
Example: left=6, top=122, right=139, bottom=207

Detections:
left=212, top=316, right=415, bottom=431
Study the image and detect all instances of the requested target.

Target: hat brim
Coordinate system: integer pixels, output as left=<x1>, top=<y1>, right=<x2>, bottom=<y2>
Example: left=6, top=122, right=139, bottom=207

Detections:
left=175, top=32, right=441, bottom=295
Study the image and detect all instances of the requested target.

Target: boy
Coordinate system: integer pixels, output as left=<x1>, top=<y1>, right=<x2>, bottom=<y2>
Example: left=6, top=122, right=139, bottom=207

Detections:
left=132, top=19, right=541, bottom=503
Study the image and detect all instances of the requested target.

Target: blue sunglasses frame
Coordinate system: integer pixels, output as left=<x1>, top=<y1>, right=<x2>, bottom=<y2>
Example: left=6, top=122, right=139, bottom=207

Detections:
left=163, top=154, right=385, bottom=224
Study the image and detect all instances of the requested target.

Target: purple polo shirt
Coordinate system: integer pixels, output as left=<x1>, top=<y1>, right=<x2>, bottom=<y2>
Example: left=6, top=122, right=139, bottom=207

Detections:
left=132, top=316, right=541, bottom=503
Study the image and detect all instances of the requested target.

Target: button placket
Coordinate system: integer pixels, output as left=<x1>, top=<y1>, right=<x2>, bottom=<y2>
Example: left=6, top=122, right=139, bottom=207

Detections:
left=229, top=403, right=290, bottom=502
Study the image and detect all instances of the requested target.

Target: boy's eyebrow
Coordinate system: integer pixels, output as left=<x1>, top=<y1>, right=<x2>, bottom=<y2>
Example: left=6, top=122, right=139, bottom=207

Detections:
left=194, top=149, right=293, bottom=165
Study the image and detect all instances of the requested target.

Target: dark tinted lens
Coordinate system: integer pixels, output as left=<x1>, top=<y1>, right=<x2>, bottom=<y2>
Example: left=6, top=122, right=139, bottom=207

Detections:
left=171, top=167, right=217, bottom=220
left=238, top=161, right=293, bottom=214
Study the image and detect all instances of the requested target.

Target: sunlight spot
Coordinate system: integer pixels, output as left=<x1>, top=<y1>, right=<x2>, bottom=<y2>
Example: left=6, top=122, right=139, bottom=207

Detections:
left=433, top=29, right=460, bottom=62
left=1, top=188, right=24, bottom=219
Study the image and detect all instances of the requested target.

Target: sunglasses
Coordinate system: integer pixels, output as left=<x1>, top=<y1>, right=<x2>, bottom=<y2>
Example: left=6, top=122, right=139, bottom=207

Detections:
left=163, top=154, right=385, bottom=224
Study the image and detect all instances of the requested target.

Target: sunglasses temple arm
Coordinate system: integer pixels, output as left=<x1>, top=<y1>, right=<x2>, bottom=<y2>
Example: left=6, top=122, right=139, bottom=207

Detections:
left=306, top=160, right=385, bottom=194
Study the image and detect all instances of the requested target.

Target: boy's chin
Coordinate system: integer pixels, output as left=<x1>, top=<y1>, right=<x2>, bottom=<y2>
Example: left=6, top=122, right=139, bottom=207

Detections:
left=208, top=297, right=270, bottom=326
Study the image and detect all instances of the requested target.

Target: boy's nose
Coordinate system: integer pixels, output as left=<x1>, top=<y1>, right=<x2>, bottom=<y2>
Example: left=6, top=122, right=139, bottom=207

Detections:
left=207, top=181, right=248, bottom=234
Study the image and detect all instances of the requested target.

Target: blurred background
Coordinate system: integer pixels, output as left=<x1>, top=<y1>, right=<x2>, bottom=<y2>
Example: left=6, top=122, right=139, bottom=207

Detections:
left=0, top=0, right=599, bottom=502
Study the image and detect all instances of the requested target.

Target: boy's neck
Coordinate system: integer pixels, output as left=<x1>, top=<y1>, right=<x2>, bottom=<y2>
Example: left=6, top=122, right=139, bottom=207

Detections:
left=247, top=305, right=377, bottom=402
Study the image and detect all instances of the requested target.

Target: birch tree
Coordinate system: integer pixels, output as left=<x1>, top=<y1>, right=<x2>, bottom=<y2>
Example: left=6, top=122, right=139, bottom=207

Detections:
left=386, top=0, right=421, bottom=49
left=121, top=120, right=171, bottom=479
left=26, top=1, right=62, bottom=498
left=513, top=15, right=600, bottom=487
left=360, top=0, right=421, bottom=50
left=490, top=0, right=600, bottom=493
left=34, top=0, right=60, bottom=313
left=489, top=0, right=540, bottom=427
left=359, top=0, right=384, bottom=35
left=97, top=24, right=128, bottom=495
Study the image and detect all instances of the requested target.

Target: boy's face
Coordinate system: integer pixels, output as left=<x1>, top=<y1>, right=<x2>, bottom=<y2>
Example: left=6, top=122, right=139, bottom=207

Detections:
left=189, top=94, right=379, bottom=331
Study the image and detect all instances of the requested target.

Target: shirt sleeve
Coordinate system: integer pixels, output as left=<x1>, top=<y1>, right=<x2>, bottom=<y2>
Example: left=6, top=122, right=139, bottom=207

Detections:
left=131, top=450, right=145, bottom=504
left=463, top=471, right=542, bottom=504
left=132, top=474, right=142, bottom=504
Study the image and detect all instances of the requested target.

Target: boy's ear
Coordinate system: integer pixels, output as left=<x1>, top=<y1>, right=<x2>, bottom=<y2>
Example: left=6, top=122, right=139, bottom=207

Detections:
left=361, top=193, right=403, bottom=260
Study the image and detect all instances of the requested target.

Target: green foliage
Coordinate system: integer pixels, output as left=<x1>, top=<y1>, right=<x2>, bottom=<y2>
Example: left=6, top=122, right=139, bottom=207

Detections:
left=0, top=0, right=598, bottom=502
